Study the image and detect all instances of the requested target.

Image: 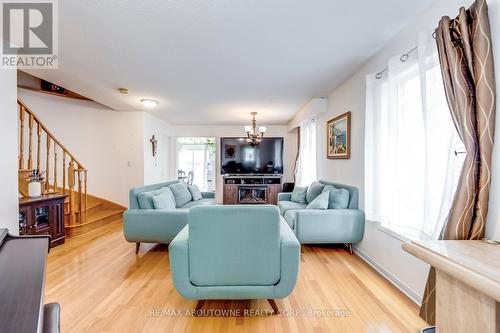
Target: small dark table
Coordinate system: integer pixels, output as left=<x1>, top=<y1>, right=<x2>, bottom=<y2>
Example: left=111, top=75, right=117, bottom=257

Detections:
left=19, top=194, right=67, bottom=247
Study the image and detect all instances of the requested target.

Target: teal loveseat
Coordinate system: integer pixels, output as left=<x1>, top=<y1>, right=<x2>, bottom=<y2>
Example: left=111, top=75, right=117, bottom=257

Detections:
left=277, top=180, right=365, bottom=253
left=169, top=205, right=300, bottom=314
left=123, top=180, right=216, bottom=253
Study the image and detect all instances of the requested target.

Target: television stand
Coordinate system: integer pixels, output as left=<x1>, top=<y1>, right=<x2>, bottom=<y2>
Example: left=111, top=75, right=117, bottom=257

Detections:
left=222, top=175, right=282, bottom=205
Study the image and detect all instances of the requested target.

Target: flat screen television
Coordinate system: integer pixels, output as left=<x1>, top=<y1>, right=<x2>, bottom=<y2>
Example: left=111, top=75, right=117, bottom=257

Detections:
left=220, top=137, right=284, bottom=175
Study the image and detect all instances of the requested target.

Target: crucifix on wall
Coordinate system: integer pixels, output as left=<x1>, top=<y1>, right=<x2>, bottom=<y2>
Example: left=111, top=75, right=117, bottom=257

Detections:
left=150, top=135, right=158, bottom=157
left=150, top=135, right=159, bottom=166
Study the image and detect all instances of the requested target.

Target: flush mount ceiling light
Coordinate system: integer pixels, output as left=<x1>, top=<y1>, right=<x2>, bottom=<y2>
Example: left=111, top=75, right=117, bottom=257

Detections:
left=244, top=112, right=266, bottom=146
left=140, top=98, right=159, bottom=108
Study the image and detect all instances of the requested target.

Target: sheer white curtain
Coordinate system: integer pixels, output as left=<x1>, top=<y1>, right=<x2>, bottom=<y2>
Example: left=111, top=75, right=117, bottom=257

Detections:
left=365, top=32, right=464, bottom=239
left=296, top=118, right=317, bottom=187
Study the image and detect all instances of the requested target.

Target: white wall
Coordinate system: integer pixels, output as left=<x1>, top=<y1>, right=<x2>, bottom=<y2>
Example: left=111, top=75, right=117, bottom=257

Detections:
left=485, top=0, right=500, bottom=241
left=18, top=88, right=145, bottom=207
left=290, top=0, right=498, bottom=304
left=0, top=68, right=19, bottom=235
left=288, top=97, right=328, bottom=131
left=170, top=125, right=297, bottom=203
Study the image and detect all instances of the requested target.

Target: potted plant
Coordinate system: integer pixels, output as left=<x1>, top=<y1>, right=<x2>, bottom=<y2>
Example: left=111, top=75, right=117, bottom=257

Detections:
left=26, top=169, right=46, bottom=198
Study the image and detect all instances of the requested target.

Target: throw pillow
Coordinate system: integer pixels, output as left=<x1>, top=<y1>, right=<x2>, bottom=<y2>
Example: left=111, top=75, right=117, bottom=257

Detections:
left=152, top=187, right=176, bottom=210
left=169, top=182, right=193, bottom=207
left=290, top=186, right=308, bottom=204
left=306, top=181, right=325, bottom=203
left=322, top=185, right=350, bottom=209
left=306, top=190, right=330, bottom=210
left=137, top=187, right=170, bottom=209
left=188, top=184, right=203, bottom=201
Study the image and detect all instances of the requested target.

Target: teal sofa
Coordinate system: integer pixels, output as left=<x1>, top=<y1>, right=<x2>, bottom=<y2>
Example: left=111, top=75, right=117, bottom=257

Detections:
left=277, top=180, right=365, bottom=253
left=169, top=205, right=300, bottom=314
left=123, top=181, right=216, bottom=253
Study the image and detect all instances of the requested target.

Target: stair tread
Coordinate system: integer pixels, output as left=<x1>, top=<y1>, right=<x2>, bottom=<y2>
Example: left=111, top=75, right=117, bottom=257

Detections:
left=64, top=202, right=103, bottom=216
left=85, top=209, right=124, bottom=223
left=65, top=200, right=103, bottom=214
left=66, top=208, right=123, bottom=229
left=64, top=196, right=101, bottom=204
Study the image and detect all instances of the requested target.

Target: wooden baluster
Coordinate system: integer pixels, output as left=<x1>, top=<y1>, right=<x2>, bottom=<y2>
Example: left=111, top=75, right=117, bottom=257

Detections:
left=77, top=170, right=83, bottom=224
left=27, top=114, right=33, bottom=169
left=45, top=136, right=51, bottom=192
left=84, top=170, right=88, bottom=221
left=62, top=153, right=67, bottom=196
left=36, top=123, right=42, bottom=171
left=19, top=107, right=25, bottom=169
left=68, top=160, right=75, bottom=225
left=53, top=145, right=58, bottom=191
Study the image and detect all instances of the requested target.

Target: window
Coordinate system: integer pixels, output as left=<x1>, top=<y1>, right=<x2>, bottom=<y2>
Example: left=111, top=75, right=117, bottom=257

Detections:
left=177, top=137, right=216, bottom=192
left=365, top=34, right=464, bottom=239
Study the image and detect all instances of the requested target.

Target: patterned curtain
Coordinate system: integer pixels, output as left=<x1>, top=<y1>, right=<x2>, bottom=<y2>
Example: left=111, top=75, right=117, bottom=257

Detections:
left=420, top=0, right=496, bottom=324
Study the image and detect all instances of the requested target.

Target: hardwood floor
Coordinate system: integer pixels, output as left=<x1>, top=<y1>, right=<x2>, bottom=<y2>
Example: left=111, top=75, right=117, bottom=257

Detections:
left=45, top=220, right=427, bottom=332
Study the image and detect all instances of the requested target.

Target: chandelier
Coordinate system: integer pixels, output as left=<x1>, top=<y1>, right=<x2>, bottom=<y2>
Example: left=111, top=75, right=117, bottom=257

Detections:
left=244, top=112, right=266, bottom=145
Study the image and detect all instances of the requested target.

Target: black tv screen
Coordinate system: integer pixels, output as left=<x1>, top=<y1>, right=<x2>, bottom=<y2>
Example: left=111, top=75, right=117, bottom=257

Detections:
left=220, top=137, right=284, bottom=175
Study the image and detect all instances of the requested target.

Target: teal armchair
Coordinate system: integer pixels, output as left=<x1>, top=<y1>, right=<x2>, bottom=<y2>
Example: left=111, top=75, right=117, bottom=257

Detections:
left=169, top=205, right=300, bottom=314
left=278, top=180, right=365, bottom=254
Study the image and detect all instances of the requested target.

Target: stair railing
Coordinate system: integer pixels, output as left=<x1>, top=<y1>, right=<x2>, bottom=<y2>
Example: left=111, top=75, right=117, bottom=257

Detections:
left=18, top=99, right=88, bottom=225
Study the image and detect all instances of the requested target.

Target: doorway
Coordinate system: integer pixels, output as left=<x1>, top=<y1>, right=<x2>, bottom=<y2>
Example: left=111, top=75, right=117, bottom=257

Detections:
left=176, top=137, right=216, bottom=192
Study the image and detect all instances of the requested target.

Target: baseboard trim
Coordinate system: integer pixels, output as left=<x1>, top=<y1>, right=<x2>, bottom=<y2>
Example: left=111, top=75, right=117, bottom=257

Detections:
left=354, top=247, right=423, bottom=306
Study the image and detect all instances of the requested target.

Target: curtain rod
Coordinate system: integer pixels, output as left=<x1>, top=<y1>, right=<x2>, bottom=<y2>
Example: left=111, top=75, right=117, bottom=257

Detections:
left=375, top=32, right=437, bottom=79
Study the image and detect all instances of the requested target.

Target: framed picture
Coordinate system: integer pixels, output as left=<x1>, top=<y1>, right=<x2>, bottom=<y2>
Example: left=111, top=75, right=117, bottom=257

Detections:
left=327, top=111, right=351, bottom=159
left=224, top=144, right=236, bottom=158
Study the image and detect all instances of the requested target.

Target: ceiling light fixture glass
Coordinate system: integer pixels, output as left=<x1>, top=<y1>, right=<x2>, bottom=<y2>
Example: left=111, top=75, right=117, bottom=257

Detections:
left=140, top=99, right=159, bottom=108
left=244, top=112, right=266, bottom=145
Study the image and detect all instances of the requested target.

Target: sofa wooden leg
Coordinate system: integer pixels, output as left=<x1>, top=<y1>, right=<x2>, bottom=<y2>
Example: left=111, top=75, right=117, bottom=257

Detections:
left=347, top=243, right=353, bottom=255
left=194, top=300, right=205, bottom=315
left=135, top=242, right=140, bottom=255
left=267, top=299, right=279, bottom=315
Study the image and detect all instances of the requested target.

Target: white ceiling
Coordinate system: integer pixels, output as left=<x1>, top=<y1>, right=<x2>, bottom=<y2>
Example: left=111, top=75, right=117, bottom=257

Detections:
left=27, top=0, right=434, bottom=125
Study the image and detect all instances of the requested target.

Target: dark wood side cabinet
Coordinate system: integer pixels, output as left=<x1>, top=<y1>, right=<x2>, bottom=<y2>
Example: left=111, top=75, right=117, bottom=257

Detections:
left=19, top=194, right=66, bottom=247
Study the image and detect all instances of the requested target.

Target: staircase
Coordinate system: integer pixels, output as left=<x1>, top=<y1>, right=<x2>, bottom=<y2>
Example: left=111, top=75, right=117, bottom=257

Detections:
left=17, top=99, right=125, bottom=237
